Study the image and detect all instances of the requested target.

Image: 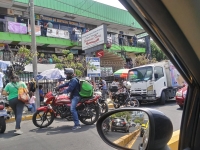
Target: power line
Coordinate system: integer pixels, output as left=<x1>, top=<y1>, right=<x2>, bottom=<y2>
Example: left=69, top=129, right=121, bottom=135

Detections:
left=78, top=0, right=95, bottom=14
left=74, top=0, right=88, bottom=15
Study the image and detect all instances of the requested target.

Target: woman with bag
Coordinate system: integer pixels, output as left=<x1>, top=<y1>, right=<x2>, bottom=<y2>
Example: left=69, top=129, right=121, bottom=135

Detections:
left=2, top=75, right=28, bottom=135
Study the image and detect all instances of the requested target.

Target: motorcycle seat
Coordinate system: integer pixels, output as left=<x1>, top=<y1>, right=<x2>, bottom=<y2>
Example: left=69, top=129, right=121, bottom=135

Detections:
left=80, top=96, right=94, bottom=102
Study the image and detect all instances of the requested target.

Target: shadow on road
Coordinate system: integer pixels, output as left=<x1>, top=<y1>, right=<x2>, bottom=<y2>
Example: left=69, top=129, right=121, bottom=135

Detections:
left=29, top=124, right=96, bottom=135
left=140, top=100, right=178, bottom=108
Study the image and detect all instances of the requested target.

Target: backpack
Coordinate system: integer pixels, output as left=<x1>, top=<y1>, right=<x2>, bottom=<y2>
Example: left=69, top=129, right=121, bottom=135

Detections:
left=76, top=78, right=93, bottom=98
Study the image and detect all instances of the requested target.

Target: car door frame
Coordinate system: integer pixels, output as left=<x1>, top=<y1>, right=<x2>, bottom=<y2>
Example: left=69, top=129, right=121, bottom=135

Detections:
left=119, top=0, right=200, bottom=149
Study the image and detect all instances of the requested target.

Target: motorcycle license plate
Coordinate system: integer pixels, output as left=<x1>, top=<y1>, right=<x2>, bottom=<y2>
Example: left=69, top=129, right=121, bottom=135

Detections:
left=0, top=110, right=7, bottom=116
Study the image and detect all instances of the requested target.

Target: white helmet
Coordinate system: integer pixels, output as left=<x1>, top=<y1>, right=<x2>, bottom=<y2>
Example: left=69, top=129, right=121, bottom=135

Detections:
left=85, top=77, right=90, bottom=81
left=123, top=81, right=131, bottom=89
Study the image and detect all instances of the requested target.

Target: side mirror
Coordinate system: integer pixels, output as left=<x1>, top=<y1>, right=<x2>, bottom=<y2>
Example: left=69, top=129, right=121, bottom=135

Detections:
left=154, top=73, right=158, bottom=79
left=96, top=108, right=173, bottom=150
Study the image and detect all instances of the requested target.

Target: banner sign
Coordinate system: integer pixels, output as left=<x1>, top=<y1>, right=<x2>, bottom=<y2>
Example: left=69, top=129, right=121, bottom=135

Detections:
left=47, top=28, right=70, bottom=39
left=101, top=67, right=113, bottom=77
left=96, top=50, right=104, bottom=57
left=28, top=25, right=41, bottom=36
left=86, top=57, right=101, bottom=77
left=82, top=25, right=107, bottom=50
left=8, top=21, right=27, bottom=34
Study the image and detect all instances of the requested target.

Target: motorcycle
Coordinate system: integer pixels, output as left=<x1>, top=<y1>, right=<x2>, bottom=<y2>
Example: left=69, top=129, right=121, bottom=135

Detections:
left=32, top=89, right=100, bottom=128
left=111, top=87, right=140, bottom=109
left=94, top=89, right=108, bottom=116
left=0, top=99, right=11, bottom=133
left=102, top=117, right=111, bottom=134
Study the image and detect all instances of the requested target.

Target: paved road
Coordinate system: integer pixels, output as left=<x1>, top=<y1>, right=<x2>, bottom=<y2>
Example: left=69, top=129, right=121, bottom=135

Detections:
left=140, top=100, right=183, bottom=131
left=0, top=101, right=182, bottom=150
left=105, top=126, right=136, bottom=142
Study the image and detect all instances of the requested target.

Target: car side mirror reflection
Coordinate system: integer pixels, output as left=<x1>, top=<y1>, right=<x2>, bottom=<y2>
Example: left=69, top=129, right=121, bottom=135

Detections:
left=96, top=108, right=173, bottom=150
left=101, top=111, right=149, bottom=150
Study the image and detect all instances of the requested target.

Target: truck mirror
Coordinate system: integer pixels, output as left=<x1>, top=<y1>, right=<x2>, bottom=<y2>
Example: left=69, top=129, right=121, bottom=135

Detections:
left=154, top=73, right=158, bottom=79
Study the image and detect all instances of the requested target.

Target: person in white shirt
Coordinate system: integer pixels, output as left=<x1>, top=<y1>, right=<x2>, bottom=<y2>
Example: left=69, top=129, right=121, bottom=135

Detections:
left=29, top=91, right=36, bottom=113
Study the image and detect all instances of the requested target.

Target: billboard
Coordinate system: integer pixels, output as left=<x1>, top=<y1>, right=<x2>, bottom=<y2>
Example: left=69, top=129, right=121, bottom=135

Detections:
left=86, top=57, right=101, bottom=77
left=82, top=25, right=107, bottom=50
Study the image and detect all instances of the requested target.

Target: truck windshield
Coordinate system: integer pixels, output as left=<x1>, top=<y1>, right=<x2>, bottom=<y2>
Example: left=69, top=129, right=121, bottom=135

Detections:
left=128, top=66, right=153, bottom=82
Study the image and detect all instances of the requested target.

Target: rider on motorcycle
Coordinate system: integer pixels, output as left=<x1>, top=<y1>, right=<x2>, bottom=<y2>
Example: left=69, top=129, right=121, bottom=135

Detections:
left=55, top=68, right=81, bottom=130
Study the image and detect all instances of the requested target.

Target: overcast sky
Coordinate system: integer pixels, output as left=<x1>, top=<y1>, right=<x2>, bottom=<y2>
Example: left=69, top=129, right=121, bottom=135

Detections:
left=93, top=0, right=127, bottom=10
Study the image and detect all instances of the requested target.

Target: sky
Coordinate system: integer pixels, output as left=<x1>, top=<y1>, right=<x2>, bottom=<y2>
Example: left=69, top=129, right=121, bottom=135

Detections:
left=93, top=0, right=127, bottom=10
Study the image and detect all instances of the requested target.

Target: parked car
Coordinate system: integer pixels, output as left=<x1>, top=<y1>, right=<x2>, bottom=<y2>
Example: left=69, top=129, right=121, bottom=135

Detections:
left=111, top=118, right=130, bottom=133
left=176, top=85, right=188, bottom=108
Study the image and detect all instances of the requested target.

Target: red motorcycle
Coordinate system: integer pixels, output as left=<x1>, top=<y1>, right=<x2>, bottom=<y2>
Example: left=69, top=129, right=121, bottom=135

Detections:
left=32, top=90, right=100, bottom=128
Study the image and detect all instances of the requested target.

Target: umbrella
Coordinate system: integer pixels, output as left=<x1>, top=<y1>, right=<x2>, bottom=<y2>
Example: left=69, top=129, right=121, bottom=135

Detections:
left=114, top=69, right=130, bottom=78
left=37, top=68, right=65, bottom=80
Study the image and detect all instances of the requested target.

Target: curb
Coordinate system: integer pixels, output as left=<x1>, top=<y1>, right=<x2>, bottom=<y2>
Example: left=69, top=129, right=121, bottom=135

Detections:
left=108, top=103, right=114, bottom=109
left=113, top=128, right=140, bottom=147
left=6, top=115, right=33, bottom=123
left=167, top=130, right=180, bottom=150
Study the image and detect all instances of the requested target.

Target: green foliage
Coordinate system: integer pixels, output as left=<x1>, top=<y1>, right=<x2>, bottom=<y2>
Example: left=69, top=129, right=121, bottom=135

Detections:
left=134, top=54, right=157, bottom=67
left=111, top=111, right=132, bottom=121
left=151, top=41, right=167, bottom=61
left=54, top=50, right=96, bottom=77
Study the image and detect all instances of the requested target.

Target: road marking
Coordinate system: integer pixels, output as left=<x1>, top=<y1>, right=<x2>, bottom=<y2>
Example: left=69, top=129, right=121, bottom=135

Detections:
left=126, top=132, right=140, bottom=148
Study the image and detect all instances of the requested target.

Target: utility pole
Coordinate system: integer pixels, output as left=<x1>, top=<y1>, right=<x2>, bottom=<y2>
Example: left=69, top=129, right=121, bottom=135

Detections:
left=29, top=0, right=39, bottom=108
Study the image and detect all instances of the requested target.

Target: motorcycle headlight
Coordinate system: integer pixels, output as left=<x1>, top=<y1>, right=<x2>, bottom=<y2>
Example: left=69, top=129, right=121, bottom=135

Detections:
left=176, top=92, right=182, bottom=97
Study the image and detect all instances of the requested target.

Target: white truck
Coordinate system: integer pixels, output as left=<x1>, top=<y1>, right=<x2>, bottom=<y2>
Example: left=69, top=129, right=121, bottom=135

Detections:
left=128, top=60, right=185, bottom=105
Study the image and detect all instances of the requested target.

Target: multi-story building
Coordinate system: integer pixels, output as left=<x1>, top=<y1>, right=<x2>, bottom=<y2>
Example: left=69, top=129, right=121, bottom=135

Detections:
left=0, top=0, right=145, bottom=76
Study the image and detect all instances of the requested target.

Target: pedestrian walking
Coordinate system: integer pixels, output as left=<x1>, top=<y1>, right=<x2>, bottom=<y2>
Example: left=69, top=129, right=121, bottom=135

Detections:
left=2, top=74, right=28, bottom=135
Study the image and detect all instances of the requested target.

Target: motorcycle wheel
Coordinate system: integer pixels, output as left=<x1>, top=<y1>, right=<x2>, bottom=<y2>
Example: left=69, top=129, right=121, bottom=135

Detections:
left=128, top=98, right=140, bottom=107
left=0, top=117, right=6, bottom=133
left=32, top=110, right=55, bottom=128
left=79, top=104, right=99, bottom=125
left=99, top=101, right=108, bottom=115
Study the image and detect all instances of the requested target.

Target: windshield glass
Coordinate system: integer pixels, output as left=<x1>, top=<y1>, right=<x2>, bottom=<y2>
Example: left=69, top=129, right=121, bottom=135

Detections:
left=128, top=66, right=153, bottom=82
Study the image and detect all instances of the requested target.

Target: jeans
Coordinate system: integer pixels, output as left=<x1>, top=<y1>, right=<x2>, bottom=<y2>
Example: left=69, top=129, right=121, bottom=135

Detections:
left=70, top=96, right=80, bottom=126
left=102, top=89, right=107, bottom=100
left=9, top=97, right=24, bottom=129
left=31, top=103, right=36, bottom=113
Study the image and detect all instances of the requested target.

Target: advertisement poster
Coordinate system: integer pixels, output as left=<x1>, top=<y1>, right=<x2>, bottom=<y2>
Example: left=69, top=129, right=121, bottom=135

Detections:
left=82, top=25, right=106, bottom=50
left=86, top=57, right=101, bottom=77
left=101, top=67, right=113, bottom=77
left=47, top=28, right=70, bottom=39
left=28, top=25, right=41, bottom=36
left=8, top=21, right=27, bottom=34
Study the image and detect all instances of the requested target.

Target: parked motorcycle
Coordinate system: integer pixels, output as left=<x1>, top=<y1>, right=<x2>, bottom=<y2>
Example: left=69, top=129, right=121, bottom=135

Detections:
left=94, top=90, right=108, bottom=116
left=32, top=89, right=100, bottom=128
left=0, top=99, right=11, bottom=133
left=110, top=82, right=140, bottom=109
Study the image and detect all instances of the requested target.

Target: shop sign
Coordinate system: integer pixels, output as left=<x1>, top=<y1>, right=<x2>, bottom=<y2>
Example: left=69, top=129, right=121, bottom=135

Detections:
left=69, top=21, right=79, bottom=26
left=47, top=28, right=70, bottom=39
left=82, top=25, right=107, bottom=50
left=28, top=25, right=41, bottom=36
left=8, top=21, right=27, bottom=34
left=86, top=57, right=101, bottom=77
left=79, top=23, right=85, bottom=28
left=96, top=50, right=104, bottom=57
left=101, top=67, right=113, bottom=77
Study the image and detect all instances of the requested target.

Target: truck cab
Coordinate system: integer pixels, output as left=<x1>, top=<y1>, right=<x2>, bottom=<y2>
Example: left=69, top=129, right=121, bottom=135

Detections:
left=128, top=60, right=185, bottom=104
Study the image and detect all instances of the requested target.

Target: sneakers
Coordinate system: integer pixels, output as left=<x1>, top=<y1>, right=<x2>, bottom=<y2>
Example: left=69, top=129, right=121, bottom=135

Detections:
left=14, top=130, right=23, bottom=135
left=72, top=125, right=81, bottom=130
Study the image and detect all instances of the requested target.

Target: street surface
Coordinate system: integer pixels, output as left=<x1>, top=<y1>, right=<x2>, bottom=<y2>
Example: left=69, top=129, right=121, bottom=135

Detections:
left=105, top=126, right=136, bottom=142
left=0, top=100, right=182, bottom=150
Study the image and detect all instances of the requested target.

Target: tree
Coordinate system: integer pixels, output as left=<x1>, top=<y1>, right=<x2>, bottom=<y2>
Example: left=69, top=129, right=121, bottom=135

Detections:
left=134, top=54, right=157, bottom=67
left=52, top=50, right=96, bottom=77
left=111, top=111, right=132, bottom=121
left=5, top=45, right=36, bottom=78
left=151, top=41, right=167, bottom=61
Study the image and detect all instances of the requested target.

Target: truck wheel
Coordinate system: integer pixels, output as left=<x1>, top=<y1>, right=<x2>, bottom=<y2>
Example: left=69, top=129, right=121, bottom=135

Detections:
left=160, top=91, right=166, bottom=105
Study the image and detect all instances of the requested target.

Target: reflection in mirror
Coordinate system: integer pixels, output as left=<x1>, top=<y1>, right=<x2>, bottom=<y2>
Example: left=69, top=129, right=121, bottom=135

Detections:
left=101, top=111, right=149, bottom=150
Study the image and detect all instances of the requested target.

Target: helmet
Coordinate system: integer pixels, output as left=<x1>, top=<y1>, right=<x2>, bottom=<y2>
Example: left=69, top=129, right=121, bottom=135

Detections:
left=64, top=68, right=74, bottom=75
left=85, top=77, right=90, bottom=81
left=64, top=68, right=74, bottom=80
left=123, top=81, right=131, bottom=89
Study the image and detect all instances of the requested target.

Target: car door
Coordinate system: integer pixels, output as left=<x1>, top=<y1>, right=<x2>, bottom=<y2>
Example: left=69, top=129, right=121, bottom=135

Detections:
left=119, top=0, right=200, bottom=149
